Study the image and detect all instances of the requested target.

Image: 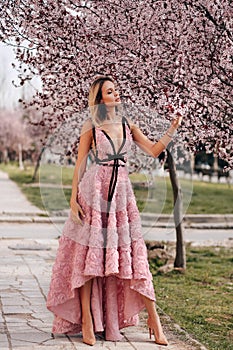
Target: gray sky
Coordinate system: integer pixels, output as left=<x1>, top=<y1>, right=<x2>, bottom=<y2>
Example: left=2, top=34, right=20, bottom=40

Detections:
left=0, top=42, right=41, bottom=110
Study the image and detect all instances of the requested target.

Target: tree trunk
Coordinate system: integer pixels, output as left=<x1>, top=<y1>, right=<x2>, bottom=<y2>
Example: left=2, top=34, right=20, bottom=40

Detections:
left=3, top=148, right=9, bottom=164
left=213, top=155, right=218, bottom=179
left=167, top=150, right=186, bottom=270
left=32, top=146, right=45, bottom=181
left=190, top=153, right=195, bottom=179
left=18, top=143, right=24, bottom=170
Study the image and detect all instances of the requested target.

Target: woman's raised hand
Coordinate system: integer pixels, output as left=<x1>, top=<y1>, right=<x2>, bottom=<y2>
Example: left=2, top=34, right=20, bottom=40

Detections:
left=70, top=197, right=85, bottom=225
left=166, top=101, right=184, bottom=130
left=171, top=113, right=183, bottom=129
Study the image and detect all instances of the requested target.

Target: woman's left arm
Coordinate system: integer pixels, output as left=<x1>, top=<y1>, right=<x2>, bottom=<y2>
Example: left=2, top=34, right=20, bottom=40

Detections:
left=130, top=115, right=183, bottom=158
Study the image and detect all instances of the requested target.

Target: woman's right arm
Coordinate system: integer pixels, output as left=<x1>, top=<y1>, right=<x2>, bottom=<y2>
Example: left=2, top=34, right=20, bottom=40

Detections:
left=129, top=115, right=182, bottom=158
left=70, top=119, right=93, bottom=224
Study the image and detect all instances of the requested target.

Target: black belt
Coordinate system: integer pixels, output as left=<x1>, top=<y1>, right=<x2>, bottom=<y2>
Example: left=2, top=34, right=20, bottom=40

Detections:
left=95, top=152, right=127, bottom=217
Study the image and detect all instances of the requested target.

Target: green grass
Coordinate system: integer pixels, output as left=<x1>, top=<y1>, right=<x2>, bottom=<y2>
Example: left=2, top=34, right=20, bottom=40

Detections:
left=150, top=246, right=233, bottom=350
left=39, top=163, right=74, bottom=186
left=130, top=173, right=233, bottom=214
left=0, top=162, right=232, bottom=214
left=188, top=181, right=233, bottom=214
left=38, top=163, right=74, bottom=211
left=133, top=177, right=233, bottom=214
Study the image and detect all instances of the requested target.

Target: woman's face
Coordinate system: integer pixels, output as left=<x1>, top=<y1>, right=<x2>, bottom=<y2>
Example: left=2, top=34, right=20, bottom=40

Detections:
left=100, top=80, right=121, bottom=106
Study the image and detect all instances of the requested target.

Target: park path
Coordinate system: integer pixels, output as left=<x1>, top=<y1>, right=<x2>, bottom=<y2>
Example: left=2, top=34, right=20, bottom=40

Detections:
left=0, top=170, right=43, bottom=213
left=0, top=238, right=207, bottom=350
left=0, top=169, right=207, bottom=350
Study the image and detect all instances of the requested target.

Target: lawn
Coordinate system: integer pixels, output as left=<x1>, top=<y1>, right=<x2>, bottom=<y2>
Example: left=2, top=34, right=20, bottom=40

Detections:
left=150, top=246, right=233, bottom=350
left=0, top=162, right=232, bottom=214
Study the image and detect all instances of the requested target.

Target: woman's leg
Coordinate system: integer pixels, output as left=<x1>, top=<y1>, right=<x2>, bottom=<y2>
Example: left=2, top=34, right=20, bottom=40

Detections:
left=79, top=279, right=96, bottom=346
left=141, top=294, right=168, bottom=345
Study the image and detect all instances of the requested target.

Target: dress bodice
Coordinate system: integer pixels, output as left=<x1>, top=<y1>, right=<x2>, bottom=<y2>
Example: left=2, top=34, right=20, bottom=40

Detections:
left=92, top=117, right=133, bottom=165
left=92, top=117, right=133, bottom=216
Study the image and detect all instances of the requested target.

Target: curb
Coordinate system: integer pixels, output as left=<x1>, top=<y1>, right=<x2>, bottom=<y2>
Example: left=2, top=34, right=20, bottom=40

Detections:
left=0, top=212, right=233, bottom=228
left=140, top=213, right=233, bottom=223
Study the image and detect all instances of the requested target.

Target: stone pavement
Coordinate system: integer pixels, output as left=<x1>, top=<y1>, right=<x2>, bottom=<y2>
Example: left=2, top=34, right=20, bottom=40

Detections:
left=0, top=238, right=206, bottom=350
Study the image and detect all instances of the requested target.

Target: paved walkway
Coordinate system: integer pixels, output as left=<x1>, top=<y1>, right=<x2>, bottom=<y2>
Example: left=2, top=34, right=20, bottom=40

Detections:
left=0, top=171, right=43, bottom=214
left=0, top=169, right=207, bottom=349
left=0, top=238, right=206, bottom=350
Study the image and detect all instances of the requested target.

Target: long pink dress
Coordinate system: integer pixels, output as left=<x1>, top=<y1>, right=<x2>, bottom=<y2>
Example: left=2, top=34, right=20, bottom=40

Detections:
left=46, top=117, right=155, bottom=341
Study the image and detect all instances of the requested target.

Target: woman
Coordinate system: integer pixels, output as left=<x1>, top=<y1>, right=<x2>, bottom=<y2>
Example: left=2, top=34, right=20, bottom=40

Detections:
left=47, top=75, right=182, bottom=346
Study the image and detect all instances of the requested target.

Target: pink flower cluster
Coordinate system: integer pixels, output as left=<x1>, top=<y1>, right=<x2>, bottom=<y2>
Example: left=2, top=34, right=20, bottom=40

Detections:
left=0, top=1, right=232, bottom=168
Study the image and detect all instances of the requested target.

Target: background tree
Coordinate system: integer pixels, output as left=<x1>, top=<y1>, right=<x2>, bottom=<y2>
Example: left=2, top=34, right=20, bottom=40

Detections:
left=18, top=105, right=51, bottom=179
left=0, top=109, right=32, bottom=167
left=0, top=108, right=48, bottom=177
left=0, top=0, right=232, bottom=269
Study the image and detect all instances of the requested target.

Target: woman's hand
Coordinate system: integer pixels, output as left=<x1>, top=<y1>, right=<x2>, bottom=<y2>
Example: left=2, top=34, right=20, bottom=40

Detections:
left=171, top=113, right=183, bottom=130
left=70, top=197, right=85, bottom=225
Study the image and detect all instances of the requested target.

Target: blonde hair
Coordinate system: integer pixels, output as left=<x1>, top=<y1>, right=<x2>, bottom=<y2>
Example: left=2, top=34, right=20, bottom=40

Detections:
left=88, top=75, right=114, bottom=125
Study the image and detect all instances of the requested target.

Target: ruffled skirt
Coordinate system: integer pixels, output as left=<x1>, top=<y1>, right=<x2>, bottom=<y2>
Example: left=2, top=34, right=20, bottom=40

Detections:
left=46, top=164, right=155, bottom=341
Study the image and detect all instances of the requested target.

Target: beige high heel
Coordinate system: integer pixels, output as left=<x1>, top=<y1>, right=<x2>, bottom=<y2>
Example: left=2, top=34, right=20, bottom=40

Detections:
left=147, top=318, right=168, bottom=346
left=82, top=320, right=96, bottom=346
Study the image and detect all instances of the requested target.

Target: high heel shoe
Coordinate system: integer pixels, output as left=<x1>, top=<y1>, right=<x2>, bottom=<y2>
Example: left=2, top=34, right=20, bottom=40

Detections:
left=147, top=318, right=168, bottom=346
left=82, top=319, right=96, bottom=346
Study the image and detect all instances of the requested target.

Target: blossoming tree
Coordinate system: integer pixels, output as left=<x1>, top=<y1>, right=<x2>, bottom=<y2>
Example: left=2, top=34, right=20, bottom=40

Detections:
left=0, top=110, right=32, bottom=167
left=0, top=0, right=232, bottom=268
